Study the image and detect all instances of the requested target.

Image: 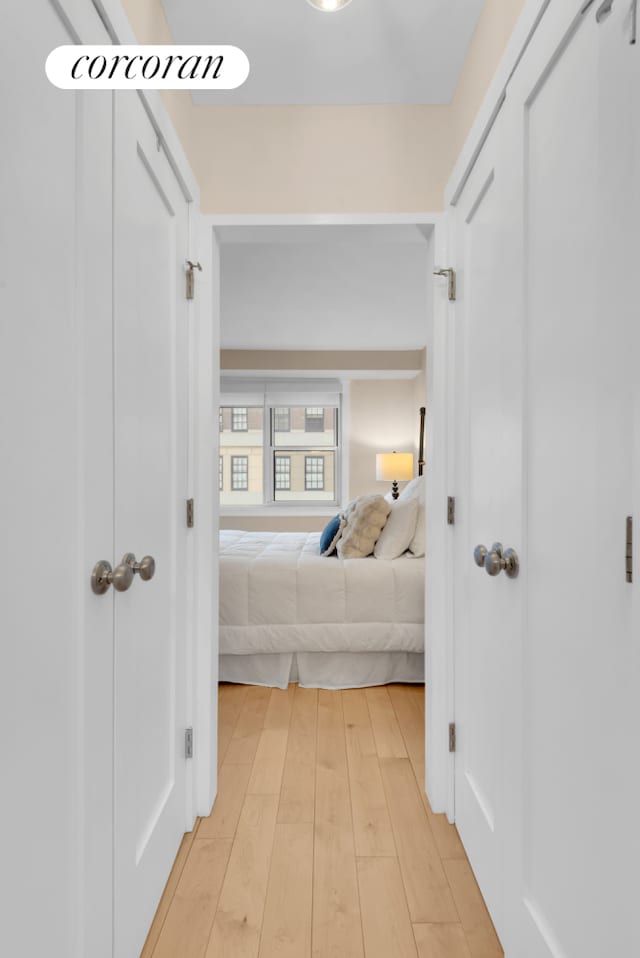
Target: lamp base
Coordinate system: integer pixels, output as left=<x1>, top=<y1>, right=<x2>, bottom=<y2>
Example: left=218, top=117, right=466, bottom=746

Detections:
left=391, top=480, right=399, bottom=500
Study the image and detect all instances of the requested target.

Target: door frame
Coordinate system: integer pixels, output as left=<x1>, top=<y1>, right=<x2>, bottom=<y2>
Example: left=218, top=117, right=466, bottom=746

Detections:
left=201, top=210, right=454, bottom=816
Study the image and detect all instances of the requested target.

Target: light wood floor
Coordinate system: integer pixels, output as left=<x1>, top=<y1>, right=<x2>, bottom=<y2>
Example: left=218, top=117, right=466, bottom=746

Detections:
left=142, top=683, right=503, bottom=958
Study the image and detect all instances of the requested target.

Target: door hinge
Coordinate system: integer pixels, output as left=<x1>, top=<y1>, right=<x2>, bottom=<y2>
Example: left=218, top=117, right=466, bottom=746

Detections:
left=449, top=722, right=456, bottom=753
left=447, top=496, right=456, bottom=525
left=185, top=727, right=194, bottom=759
left=186, top=498, right=194, bottom=528
left=186, top=260, right=202, bottom=300
left=433, top=267, right=457, bottom=302
left=626, top=516, right=633, bottom=583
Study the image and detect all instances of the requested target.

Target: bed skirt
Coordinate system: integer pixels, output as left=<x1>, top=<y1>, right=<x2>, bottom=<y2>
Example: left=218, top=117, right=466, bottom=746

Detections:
left=218, top=650, right=424, bottom=690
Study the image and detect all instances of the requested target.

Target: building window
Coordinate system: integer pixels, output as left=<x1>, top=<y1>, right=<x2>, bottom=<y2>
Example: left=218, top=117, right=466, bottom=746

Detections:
left=274, top=407, right=290, bottom=432
left=219, top=389, right=340, bottom=507
left=274, top=455, right=291, bottom=491
left=231, top=456, right=248, bottom=490
left=232, top=407, right=248, bottom=431
left=219, top=456, right=223, bottom=491
left=305, top=455, right=325, bottom=491
left=218, top=408, right=224, bottom=432
left=305, top=407, right=324, bottom=432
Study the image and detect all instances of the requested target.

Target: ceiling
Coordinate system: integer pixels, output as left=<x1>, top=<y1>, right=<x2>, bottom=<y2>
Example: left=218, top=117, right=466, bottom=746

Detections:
left=160, top=0, right=484, bottom=106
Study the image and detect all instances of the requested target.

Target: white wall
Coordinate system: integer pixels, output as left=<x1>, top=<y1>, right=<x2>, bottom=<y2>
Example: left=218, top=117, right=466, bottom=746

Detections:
left=220, top=230, right=432, bottom=350
left=121, top=0, right=528, bottom=214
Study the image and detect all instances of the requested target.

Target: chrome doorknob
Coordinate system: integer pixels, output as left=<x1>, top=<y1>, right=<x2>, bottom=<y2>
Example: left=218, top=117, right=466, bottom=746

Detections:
left=474, top=544, right=488, bottom=567
left=123, top=552, right=156, bottom=581
left=91, top=558, right=135, bottom=595
left=485, top=543, right=519, bottom=579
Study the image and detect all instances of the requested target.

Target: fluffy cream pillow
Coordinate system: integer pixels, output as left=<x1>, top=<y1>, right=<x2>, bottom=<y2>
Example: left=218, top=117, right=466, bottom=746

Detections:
left=399, top=475, right=426, bottom=557
left=374, top=497, right=419, bottom=560
left=337, top=495, right=391, bottom=559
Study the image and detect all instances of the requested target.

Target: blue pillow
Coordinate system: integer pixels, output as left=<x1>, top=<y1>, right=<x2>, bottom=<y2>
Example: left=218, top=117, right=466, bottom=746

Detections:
left=320, top=514, right=343, bottom=556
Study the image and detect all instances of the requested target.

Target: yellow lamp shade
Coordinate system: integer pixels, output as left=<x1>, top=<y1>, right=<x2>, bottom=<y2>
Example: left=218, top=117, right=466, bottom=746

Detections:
left=376, top=452, right=414, bottom=482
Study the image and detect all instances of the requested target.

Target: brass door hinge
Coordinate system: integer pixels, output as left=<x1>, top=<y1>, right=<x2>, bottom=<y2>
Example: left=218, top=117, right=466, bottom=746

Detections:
left=449, top=722, right=456, bottom=753
left=626, top=516, right=633, bottom=583
left=434, top=267, right=457, bottom=302
left=186, top=260, right=202, bottom=300
left=186, top=498, right=194, bottom=528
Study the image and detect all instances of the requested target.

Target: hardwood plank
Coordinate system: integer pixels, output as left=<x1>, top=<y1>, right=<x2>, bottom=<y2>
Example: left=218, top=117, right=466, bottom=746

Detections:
left=313, top=690, right=364, bottom=958
left=258, top=824, right=313, bottom=958
left=313, top=823, right=364, bottom=958
left=263, top=685, right=295, bottom=730
left=205, top=794, right=279, bottom=958
left=247, top=728, right=289, bottom=795
left=380, top=758, right=459, bottom=923
left=387, top=683, right=425, bottom=767
left=443, top=860, right=503, bottom=958
left=198, top=763, right=252, bottom=840
left=152, top=838, right=232, bottom=958
left=413, top=923, right=473, bottom=958
left=218, top=684, right=249, bottom=768
left=315, top=690, right=351, bottom=827
left=343, top=689, right=396, bottom=857
left=224, top=685, right=271, bottom=765
left=278, top=686, right=318, bottom=824
left=365, top=686, right=408, bottom=758
left=357, top=857, right=418, bottom=958
left=140, top=830, right=196, bottom=957
left=387, top=684, right=466, bottom=861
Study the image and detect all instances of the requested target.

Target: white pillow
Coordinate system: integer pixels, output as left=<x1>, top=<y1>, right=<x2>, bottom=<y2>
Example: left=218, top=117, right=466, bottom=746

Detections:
left=398, top=476, right=424, bottom=503
left=409, top=503, right=425, bottom=557
left=374, top=497, right=419, bottom=560
left=398, top=475, right=426, bottom=557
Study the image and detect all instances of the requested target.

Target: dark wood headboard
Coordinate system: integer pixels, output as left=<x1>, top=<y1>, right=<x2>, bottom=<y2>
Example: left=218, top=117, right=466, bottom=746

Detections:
left=418, top=406, right=426, bottom=476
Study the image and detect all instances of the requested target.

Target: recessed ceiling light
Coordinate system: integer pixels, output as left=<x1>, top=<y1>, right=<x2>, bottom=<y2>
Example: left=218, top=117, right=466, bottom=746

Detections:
left=306, top=0, right=353, bottom=12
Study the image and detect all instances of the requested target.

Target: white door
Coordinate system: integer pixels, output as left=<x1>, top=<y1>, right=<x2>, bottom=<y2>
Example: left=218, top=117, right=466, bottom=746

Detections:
left=452, top=1, right=638, bottom=955
left=451, top=95, right=523, bottom=939
left=1, top=2, right=115, bottom=956
left=113, top=91, right=190, bottom=958
left=509, top=2, right=637, bottom=954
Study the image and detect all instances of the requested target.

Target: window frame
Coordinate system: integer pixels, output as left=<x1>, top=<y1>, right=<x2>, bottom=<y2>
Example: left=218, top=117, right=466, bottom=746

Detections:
left=273, top=407, right=291, bottom=433
left=304, top=455, right=325, bottom=491
left=267, top=405, right=339, bottom=506
left=304, top=406, right=324, bottom=432
left=274, top=454, right=292, bottom=491
left=218, top=393, right=342, bottom=511
left=230, top=454, right=249, bottom=491
left=231, top=407, right=248, bottom=432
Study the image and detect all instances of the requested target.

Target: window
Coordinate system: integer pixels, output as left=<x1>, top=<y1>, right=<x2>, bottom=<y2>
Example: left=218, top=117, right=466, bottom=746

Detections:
left=305, top=407, right=324, bottom=432
left=218, top=383, right=341, bottom=508
left=305, top=456, right=325, bottom=491
left=218, top=408, right=224, bottom=432
left=231, top=456, right=248, bottom=490
left=274, top=407, right=290, bottom=432
left=219, top=406, right=264, bottom=506
left=232, top=407, right=248, bottom=431
left=274, top=455, right=291, bottom=490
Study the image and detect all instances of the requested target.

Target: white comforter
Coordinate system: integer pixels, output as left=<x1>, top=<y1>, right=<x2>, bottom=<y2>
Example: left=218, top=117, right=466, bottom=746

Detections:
left=219, top=530, right=425, bottom=656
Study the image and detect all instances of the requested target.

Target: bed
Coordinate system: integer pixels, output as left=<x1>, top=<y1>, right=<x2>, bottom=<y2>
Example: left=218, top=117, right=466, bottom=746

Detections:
left=218, top=529, right=425, bottom=689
